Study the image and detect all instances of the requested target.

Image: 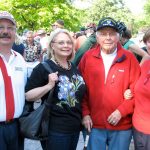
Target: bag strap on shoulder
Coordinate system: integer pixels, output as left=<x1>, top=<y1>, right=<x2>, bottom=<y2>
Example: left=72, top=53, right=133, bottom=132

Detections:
left=41, top=61, right=54, bottom=104
left=41, top=61, right=53, bottom=74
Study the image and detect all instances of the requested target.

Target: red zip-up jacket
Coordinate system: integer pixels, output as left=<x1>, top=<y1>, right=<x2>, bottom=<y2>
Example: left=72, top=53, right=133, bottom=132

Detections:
left=78, top=43, right=140, bottom=130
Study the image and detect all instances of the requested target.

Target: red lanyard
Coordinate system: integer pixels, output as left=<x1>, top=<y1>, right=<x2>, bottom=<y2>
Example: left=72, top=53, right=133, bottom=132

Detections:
left=0, top=57, right=15, bottom=120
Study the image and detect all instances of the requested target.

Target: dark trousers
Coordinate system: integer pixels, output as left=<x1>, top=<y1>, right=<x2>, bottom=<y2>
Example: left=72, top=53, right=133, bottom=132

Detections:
left=18, top=133, right=24, bottom=150
left=40, top=140, right=48, bottom=150
left=47, top=131, right=80, bottom=150
left=133, top=127, right=150, bottom=150
left=0, top=120, right=19, bottom=150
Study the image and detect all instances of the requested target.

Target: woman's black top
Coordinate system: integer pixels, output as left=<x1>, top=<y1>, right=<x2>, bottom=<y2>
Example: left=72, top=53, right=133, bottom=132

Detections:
left=25, top=59, right=86, bottom=133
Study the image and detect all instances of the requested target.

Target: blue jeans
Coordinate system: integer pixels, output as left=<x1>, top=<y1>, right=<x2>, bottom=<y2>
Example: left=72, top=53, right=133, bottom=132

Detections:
left=47, top=130, right=80, bottom=150
left=0, top=120, right=19, bottom=150
left=87, top=128, right=132, bottom=150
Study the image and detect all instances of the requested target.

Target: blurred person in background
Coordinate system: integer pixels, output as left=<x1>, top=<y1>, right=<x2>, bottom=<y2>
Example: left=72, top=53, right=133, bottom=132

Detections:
left=21, top=28, right=29, bottom=41
left=85, top=23, right=96, bottom=38
left=75, top=32, right=83, bottom=39
left=51, top=19, right=64, bottom=31
left=12, top=33, right=25, bottom=56
left=36, top=29, right=49, bottom=61
left=141, top=28, right=150, bottom=55
left=23, top=31, right=42, bottom=76
left=75, top=23, right=96, bottom=52
left=23, top=31, right=42, bottom=63
left=120, top=28, right=149, bottom=64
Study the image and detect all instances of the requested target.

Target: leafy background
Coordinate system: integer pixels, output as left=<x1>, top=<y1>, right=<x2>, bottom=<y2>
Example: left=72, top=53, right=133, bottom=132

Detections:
left=0, top=0, right=149, bottom=34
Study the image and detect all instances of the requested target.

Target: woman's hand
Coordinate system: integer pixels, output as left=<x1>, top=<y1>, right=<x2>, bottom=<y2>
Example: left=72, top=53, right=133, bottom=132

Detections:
left=124, top=89, right=133, bottom=100
left=47, top=71, right=58, bottom=89
left=25, top=72, right=59, bottom=101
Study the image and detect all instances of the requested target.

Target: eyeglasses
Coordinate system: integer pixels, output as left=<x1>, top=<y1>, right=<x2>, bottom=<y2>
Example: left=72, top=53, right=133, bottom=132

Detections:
left=97, top=32, right=118, bottom=38
left=52, top=24, right=58, bottom=27
left=0, top=26, right=16, bottom=32
left=52, top=41, right=73, bottom=46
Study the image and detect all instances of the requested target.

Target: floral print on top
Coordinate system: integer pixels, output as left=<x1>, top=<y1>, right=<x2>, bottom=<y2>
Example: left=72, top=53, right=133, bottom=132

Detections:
left=57, top=74, right=85, bottom=107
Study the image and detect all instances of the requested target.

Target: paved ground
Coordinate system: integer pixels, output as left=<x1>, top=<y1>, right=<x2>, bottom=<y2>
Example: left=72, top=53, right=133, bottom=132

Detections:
left=25, top=102, right=134, bottom=150
left=24, top=132, right=84, bottom=150
left=24, top=132, right=134, bottom=150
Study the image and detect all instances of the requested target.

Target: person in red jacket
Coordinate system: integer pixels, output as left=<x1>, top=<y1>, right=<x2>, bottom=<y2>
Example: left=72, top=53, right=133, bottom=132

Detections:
left=124, top=29, right=150, bottom=149
left=124, top=59, right=150, bottom=150
left=78, top=17, right=140, bottom=150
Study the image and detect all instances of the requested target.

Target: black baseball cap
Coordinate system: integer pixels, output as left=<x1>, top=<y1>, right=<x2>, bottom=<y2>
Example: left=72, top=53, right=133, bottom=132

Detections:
left=96, top=17, right=118, bottom=32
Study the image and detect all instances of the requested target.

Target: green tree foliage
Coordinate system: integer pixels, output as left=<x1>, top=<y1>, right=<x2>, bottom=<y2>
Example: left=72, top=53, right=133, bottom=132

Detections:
left=82, top=0, right=133, bottom=26
left=0, top=0, right=83, bottom=32
left=141, top=0, right=150, bottom=29
left=145, top=0, right=150, bottom=14
left=131, top=0, right=150, bottom=34
left=0, top=0, right=144, bottom=34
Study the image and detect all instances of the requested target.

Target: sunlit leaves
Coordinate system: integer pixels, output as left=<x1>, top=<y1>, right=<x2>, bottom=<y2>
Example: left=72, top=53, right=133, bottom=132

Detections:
left=0, top=0, right=83, bottom=32
left=83, top=0, right=133, bottom=25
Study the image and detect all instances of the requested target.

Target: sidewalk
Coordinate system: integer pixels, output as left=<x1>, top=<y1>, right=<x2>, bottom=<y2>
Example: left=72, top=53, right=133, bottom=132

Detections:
left=24, top=132, right=134, bottom=150
left=25, top=102, right=134, bottom=150
left=24, top=132, right=84, bottom=150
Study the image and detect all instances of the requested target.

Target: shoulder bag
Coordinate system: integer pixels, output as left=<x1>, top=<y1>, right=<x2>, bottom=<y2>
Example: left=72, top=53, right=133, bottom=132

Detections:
left=19, top=62, right=54, bottom=140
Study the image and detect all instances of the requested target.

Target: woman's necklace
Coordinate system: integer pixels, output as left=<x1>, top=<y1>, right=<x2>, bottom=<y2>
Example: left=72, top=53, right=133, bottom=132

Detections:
left=54, top=58, right=71, bottom=70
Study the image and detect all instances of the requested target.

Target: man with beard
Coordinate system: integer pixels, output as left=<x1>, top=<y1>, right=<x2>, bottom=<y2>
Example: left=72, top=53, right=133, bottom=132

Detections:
left=0, top=11, right=27, bottom=150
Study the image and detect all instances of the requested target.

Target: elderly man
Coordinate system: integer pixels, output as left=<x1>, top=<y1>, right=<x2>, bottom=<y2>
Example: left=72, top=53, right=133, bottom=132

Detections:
left=0, top=11, right=27, bottom=150
left=23, top=30, right=42, bottom=63
left=78, top=17, right=140, bottom=150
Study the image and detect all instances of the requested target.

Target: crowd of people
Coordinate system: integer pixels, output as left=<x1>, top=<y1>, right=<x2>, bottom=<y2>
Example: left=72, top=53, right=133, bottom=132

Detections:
left=1, top=10, right=150, bottom=150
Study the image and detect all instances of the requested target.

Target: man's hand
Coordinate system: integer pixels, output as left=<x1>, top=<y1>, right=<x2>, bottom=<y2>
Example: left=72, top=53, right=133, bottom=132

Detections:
left=107, top=109, right=122, bottom=126
left=82, top=115, right=93, bottom=132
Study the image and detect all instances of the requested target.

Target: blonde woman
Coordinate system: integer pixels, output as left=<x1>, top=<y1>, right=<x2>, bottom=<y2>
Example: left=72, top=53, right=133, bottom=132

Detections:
left=25, top=29, right=86, bottom=150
